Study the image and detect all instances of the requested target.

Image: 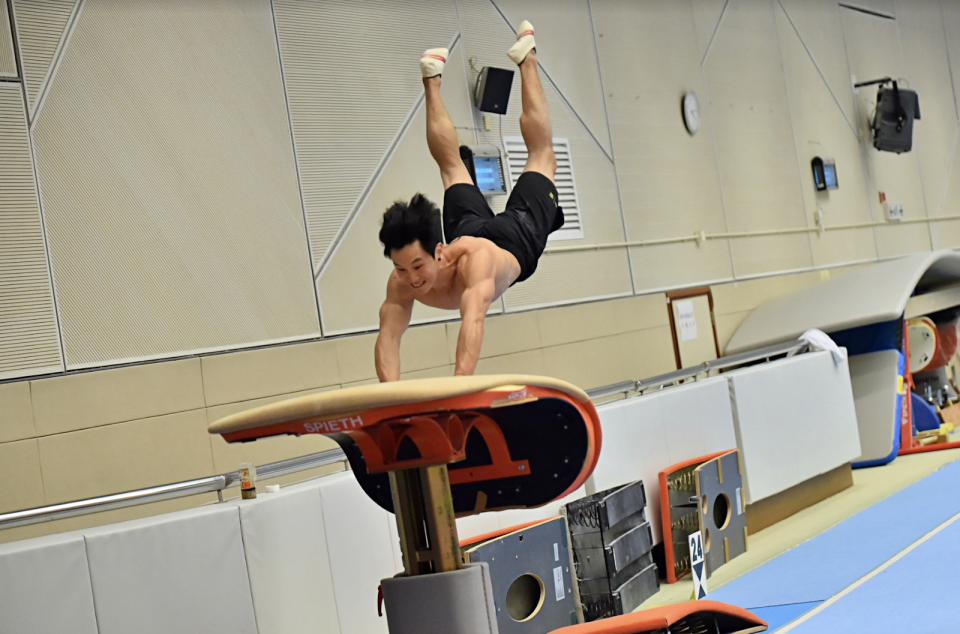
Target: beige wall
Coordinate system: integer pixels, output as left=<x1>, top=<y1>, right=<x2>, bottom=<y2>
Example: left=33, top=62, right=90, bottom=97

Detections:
left=3, top=0, right=960, bottom=538
left=0, top=293, right=677, bottom=543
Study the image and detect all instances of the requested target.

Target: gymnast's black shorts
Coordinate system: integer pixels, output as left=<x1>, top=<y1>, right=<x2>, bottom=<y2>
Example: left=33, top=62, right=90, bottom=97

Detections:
left=442, top=172, right=564, bottom=285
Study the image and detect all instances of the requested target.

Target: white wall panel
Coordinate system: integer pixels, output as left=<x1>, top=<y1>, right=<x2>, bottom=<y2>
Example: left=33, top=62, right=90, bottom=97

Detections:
left=10, top=0, right=77, bottom=113
left=899, top=18, right=960, bottom=250
left=839, top=5, right=931, bottom=258
left=494, top=0, right=612, bottom=154
left=0, top=533, right=98, bottom=634
left=0, top=0, right=16, bottom=77
left=274, top=0, right=458, bottom=269
left=942, top=1, right=960, bottom=122
left=776, top=2, right=878, bottom=267
left=0, top=82, right=62, bottom=380
left=726, top=350, right=861, bottom=503
left=33, top=0, right=319, bottom=367
left=84, top=504, right=258, bottom=634
left=704, top=0, right=812, bottom=276
left=592, top=0, right=734, bottom=291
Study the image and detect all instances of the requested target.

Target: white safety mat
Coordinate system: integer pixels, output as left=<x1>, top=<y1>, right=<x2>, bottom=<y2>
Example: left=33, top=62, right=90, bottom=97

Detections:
left=0, top=533, right=98, bottom=634
left=726, top=350, right=861, bottom=503
left=83, top=504, right=257, bottom=634
left=849, top=350, right=902, bottom=464
left=238, top=480, right=341, bottom=634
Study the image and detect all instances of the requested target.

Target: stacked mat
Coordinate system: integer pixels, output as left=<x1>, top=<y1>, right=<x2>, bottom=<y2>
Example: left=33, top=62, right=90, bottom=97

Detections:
left=564, top=480, right=658, bottom=621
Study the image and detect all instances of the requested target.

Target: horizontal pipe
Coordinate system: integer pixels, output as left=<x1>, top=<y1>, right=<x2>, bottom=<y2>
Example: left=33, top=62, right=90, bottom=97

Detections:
left=543, top=216, right=960, bottom=255
left=0, top=476, right=228, bottom=531
left=0, top=449, right=349, bottom=531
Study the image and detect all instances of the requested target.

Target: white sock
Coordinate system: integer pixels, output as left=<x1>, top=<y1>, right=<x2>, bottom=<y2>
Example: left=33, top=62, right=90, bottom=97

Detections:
left=507, top=20, right=535, bottom=65
left=420, top=48, right=448, bottom=78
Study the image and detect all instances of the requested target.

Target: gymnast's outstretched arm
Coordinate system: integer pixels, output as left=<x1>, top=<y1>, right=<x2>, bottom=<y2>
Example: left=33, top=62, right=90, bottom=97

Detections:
left=454, top=251, right=496, bottom=376
left=376, top=279, right=413, bottom=382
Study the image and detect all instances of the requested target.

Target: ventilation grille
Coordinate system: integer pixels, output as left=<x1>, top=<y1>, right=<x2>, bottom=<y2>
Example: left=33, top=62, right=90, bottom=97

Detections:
left=0, top=0, right=16, bottom=78
left=0, top=83, right=62, bottom=379
left=503, top=136, right=584, bottom=241
left=11, top=0, right=78, bottom=113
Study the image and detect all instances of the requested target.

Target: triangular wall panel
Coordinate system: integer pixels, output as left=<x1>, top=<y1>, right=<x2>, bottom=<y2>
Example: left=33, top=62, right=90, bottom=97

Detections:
left=703, top=0, right=812, bottom=277
left=0, top=83, right=63, bottom=380
left=776, top=2, right=877, bottom=268
left=11, top=0, right=78, bottom=114
left=0, top=0, right=16, bottom=78
left=493, top=0, right=612, bottom=155
left=779, top=0, right=857, bottom=128
left=33, top=0, right=319, bottom=367
left=693, top=0, right=728, bottom=62
left=456, top=0, right=631, bottom=309
left=273, top=0, right=459, bottom=270
left=317, top=43, right=477, bottom=335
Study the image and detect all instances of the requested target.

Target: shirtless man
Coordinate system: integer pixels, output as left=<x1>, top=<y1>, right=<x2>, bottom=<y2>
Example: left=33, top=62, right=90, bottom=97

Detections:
left=376, top=21, right=564, bottom=382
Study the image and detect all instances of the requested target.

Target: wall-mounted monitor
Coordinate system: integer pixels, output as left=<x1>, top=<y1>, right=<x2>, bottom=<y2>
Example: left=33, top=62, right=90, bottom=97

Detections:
left=460, top=145, right=507, bottom=195
left=812, top=156, right=838, bottom=191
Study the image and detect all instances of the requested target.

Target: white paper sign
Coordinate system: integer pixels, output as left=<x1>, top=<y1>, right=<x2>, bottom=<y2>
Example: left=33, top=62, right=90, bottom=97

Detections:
left=553, top=542, right=559, bottom=561
left=553, top=566, right=565, bottom=601
left=689, top=531, right=707, bottom=599
left=677, top=300, right=698, bottom=341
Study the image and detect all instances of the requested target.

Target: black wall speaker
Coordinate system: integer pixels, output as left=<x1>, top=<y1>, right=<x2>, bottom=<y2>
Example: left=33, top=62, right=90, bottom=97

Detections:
left=475, top=66, right=514, bottom=115
left=872, top=82, right=921, bottom=154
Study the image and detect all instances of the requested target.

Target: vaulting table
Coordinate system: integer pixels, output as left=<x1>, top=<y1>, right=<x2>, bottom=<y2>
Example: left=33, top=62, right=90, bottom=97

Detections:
left=209, top=374, right=602, bottom=634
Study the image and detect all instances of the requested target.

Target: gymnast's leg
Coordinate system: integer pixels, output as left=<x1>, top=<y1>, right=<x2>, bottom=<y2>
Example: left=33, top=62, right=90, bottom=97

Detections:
left=508, top=22, right=557, bottom=181
left=421, top=49, right=473, bottom=190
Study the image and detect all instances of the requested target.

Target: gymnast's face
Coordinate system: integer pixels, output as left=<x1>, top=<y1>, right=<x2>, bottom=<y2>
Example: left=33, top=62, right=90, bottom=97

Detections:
left=390, top=241, right=440, bottom=295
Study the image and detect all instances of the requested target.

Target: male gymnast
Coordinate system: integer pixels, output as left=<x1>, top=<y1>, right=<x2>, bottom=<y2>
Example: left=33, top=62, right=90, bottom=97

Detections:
left=376, top=21, right=564, bottom=382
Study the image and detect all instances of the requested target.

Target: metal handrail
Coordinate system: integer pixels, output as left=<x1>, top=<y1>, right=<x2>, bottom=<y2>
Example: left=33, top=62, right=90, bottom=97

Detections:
left=0, top=338, right=810, bottom=531
left=0, top=448, right=349, bottom=531
left=586, top=339, right=808, bottom=400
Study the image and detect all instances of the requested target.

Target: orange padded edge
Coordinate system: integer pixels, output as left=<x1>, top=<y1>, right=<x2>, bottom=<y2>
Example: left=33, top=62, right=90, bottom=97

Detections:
left=659, top=450, right=734, bottom=584
left=459, top=517, right=560, bottom=549
left=548, top=600, right=767, bottom=634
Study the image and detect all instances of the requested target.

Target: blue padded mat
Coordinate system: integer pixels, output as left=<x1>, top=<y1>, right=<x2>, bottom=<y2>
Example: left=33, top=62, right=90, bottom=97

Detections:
left=749, top=602, right=821, bottom=632
left=787, top=515, right=960, bottom=633
left=708, top=458, right=960, bottom=610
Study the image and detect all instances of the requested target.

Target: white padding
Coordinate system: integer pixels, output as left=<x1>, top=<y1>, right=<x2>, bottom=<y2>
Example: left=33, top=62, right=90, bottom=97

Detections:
left=318, top=472, right=402, bottom=634
left=658, top=378, right=738, bottom=463
left=495, top=485, right=586, bottom=529
left=849, top=351, right=902, bottom=463
left=590, top=378, right=737, bottom=543
left=456, top=512, right=501, bottom=542
left=591, top=396, right=668, bottom=542
left=83, top=504, right=257, bottom=634
left=0, top=533, right=98, bottom=634
left=726, top=350, right=861, bottom=503
left=238, top=481, right=340, bottom=634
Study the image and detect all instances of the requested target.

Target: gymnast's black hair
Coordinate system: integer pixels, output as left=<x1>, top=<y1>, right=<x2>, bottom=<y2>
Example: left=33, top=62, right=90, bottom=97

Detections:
left=379, top=193, right=443, bottom=258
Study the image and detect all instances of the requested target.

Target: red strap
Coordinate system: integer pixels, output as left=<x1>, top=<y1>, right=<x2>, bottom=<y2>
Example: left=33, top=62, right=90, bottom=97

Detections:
left=377, top=584, right=384, bottom=617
